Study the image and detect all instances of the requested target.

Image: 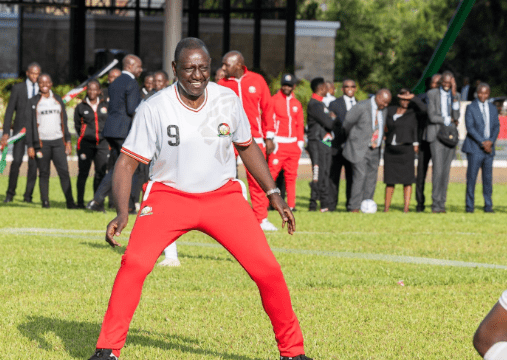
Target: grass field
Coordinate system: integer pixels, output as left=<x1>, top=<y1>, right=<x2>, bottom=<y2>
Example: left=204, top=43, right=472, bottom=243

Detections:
left=1, top=175, right=506, bottom=359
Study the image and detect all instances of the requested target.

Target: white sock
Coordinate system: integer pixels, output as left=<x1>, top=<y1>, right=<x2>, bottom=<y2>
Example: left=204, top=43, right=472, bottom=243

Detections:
left=164, top=243, right=178, bottom=260
left=485, top=342, right=507, bottom=360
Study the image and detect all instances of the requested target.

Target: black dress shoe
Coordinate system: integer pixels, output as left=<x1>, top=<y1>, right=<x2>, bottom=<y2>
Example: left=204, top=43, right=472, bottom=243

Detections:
left=76, top=203, right=86, bottom=209
left=3, top=195, right=13, bottom=203
left=485, top=209, right=495, bottom=213
left=23, top=198, right=33, bottom=203
left=42, top=201, right=50, bottom=208
left=67, top=203, right=78, bottom=209
left=86, top=200, right=106, bottom=213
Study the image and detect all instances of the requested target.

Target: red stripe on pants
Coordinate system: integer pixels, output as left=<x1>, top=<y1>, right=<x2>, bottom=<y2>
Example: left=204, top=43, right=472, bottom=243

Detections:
left=268, top=142, right=301, bottom=208
left=96, top=180, right=305, bottom=357
left=246, top=143, right=269, bottom=222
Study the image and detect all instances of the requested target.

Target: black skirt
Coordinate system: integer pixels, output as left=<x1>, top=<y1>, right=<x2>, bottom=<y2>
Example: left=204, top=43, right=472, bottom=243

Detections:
left=384, top=144, right=415, bottom=185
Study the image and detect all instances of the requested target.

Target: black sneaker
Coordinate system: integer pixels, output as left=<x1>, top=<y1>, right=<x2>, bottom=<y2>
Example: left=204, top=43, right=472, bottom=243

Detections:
left=88, top=349, right=118, bottom=360
left=280, top=355, right=313, bottom=360
left=42, top=200, right=50, bottom=208
left=86, top=200, right=106, bottom=213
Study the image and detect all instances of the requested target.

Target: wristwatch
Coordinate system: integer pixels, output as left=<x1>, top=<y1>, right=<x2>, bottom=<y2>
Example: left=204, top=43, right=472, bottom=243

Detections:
left=265, top=188, right=281, bottom=197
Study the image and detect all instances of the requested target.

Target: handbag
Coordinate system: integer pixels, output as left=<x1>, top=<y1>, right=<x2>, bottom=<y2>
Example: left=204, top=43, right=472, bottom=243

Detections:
left=437, top=123, right=459, bottom=147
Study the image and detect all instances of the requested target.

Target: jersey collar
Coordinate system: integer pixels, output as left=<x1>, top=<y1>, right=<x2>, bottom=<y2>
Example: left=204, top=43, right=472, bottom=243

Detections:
left=174, top=83, right=208, bottom=113
left=311, top=93, right=324, bottom=102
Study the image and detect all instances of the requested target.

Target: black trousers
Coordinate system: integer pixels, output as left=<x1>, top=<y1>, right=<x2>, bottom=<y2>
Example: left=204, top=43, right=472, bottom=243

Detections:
left=415, top=140, right=431, bottom=211
left=76, top=138, right=109, bottom=206
left=35, top=138, right=74, bottom=205
left=328, top=150, right=352, bottom=211
left=307, top=140, right=332, bottom=210
left=93, top=137, right=136, bottom=210
left=6, top=137, right=37, bottom=200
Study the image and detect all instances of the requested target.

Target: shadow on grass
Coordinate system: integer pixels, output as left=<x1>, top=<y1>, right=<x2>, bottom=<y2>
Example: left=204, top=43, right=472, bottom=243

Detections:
left=80, top=241, right=126, bottom=255
left=18, top=316, right=263, bottom=360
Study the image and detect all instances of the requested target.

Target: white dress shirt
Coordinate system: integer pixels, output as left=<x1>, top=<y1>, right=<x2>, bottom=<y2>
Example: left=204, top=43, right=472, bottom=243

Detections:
left=323, top=93, right=336, bottom=107
left=479, top=101, right=490, bottom=138
left=439, top=87, right=460, bottom=126
left=343, top=95, right=356, bottom=111
left=26, top=79, right=39, bottom=99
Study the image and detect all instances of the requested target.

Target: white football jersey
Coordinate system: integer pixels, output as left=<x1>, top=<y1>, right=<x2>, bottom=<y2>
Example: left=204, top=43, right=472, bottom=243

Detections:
left=121, top=82, right=252, bottom=193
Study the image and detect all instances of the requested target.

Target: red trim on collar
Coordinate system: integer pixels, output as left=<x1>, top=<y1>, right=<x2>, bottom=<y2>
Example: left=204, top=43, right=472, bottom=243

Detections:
left=174, top=85, right=208, bottom=113
left=312, top=93, right=324, bottom=102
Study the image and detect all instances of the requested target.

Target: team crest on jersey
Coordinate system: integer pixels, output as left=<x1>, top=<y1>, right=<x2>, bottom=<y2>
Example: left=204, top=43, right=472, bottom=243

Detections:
left=324, top=108, right=329, bottom=114
left=217, top=123, right=231, bottom=137
left=139, top=206, right=153, bottom=217
left=36, top=151, right=43, bottom=159
left=248, top=86, right=256, bottom=94
left=84, top=111, right=89, bottom=115
left=292, top=106, right=298, bottom=113
left=272, top=158, right=279, bottom=165
left=80, top=153, right=87, bottom=160
left=100, top=107, right=107, bottom=114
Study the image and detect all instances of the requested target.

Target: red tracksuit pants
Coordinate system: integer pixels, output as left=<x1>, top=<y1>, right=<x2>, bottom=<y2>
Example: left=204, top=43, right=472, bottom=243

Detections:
left=244, top=142, right=269, bottom=222
left=96, top=180, right=305, bottom=357
left=268, top=142, right=301, bottom=208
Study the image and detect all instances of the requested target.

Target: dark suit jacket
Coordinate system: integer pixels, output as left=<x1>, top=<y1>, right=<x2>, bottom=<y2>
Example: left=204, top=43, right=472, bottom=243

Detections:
left=462, top=100, right=500, bottom=156
left=328, top=96, right=352, bottom=150
left=342, top=98, right=387, bottom=163
left=2, top=81, right=31, bottom=136
left=102, top=73, right=141, bottom=139
left=25, top=93, right=71, bottom=149
left=306, top=98, right=334, bottom=141
left=385, top=96, right=426, bottom=145
left=424, top=88, right=461, bottom=143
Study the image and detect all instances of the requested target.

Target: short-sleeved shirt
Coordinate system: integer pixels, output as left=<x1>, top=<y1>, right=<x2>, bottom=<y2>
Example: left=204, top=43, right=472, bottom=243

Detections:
left=121, top=82, right=252, bottom=193
left=37, top=92, right=63, bottom=141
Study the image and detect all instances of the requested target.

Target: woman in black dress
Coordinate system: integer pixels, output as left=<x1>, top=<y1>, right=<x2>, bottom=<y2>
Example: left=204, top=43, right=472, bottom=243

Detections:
left=383, top=88, right=427, bottom=212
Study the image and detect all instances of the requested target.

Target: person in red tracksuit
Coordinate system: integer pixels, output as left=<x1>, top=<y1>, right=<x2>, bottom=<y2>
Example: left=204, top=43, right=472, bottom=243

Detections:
left=268, top=74, right=304, bottom=211
left=219, top=50, right=278, bottom=231
left=74, top=80, right=109, bottom=208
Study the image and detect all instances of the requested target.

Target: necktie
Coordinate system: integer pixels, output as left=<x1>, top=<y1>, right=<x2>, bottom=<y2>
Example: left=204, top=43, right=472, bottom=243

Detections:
left=370, top=109, right=379, bottom=147
left=350, top=99, right=354, bottom=109
left=32, top=83, right=36, bottom=98
left=482, top=103, right=490, bottom=138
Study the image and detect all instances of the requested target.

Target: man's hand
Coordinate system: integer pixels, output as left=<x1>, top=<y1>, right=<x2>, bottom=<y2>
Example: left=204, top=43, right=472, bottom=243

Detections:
left=65, top=142, right=72, bottom=155
left=265, top=139, right=275, bottom=155
left=27, top=147, right=35, bottom=159
left=0, top=134, right=8, bottom=149
left=268, top=193, right=295, bottom=235
left=329, top=111, right=337, bottom=120
left=105, top=214, right=129, bottom=247
left=482, top=140, right=493, bottom=154
left=451, top=76, right=457, bottom=97
left=397, top=93, right=415, bottom=100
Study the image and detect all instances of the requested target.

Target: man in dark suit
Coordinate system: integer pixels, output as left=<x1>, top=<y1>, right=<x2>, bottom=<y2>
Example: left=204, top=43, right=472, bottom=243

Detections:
left=416, top=73, right=441, bottom=212
left=342, top=89, right=391, bottom=212
left=1, top=62, right=41, bottom=203
left=462, top=83, right=499, bottom=213
left=87, top=54, right=143, bottom=212
left=306, top=77, right=336, bottom=212
left=425, top=70, right=461, bottom=213
left=328, top=79, right=356, bottom=211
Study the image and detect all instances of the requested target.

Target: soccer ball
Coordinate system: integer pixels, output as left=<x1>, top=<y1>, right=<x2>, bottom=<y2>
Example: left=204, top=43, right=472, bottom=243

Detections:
left=360, top=199, right=377, bottom=214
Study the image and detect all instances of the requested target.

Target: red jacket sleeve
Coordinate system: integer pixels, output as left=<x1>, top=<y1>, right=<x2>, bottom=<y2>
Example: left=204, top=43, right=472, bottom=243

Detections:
left=295, top=100, right=305, bottom=142
left=258, top=78, right=275, bottom=138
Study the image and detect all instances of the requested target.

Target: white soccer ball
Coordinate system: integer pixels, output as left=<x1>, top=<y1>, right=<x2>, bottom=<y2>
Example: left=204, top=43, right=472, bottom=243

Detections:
left=360, top=199, right=377, bottom=214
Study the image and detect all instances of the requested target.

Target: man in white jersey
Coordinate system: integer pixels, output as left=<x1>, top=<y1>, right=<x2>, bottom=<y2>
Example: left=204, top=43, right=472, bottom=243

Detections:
left=474, top=290, right=507, bottom=359
left=87, top=38, right=311, bottom=360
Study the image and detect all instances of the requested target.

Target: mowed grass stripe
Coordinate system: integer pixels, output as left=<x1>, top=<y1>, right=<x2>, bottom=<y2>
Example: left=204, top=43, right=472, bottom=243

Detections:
left=2, top=227, right=505, bottom=270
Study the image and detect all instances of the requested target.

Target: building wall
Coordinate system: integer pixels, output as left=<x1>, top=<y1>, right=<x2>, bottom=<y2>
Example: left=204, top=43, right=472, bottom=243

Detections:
left=0, top=13, right=340, bottom=83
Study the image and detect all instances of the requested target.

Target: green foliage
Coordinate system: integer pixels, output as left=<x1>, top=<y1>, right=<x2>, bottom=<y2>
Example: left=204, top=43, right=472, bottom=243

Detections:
left=325, top=0, right=457, bottom=92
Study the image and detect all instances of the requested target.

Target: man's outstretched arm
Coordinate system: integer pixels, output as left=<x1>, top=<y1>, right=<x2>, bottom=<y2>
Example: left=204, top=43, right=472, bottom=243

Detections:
left=105, top=153, right=139, bottom=247
left=235, top=141, right=296, bottom=234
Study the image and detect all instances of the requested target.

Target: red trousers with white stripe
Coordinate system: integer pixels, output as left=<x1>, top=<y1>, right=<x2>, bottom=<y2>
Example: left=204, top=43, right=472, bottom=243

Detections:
left=268, top=142, right=301, bottom=208
left=96, top=181, right=305, bottom=357
left=245, top=143, right=269, bottom=222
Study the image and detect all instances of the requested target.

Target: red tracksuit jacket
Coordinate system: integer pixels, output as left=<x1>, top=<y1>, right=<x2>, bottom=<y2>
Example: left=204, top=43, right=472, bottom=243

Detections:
left=218, top=67, right=274, bottom=140
left=272, top=90, right=304, bottom=142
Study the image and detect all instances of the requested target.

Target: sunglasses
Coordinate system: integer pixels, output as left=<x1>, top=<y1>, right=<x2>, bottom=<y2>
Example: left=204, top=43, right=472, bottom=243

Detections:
left=343, top=85, right=356, bottom=88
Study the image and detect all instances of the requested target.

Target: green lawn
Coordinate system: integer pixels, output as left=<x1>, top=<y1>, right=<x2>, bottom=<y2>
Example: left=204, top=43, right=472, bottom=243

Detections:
left=1, top=176, right=506, bottom=359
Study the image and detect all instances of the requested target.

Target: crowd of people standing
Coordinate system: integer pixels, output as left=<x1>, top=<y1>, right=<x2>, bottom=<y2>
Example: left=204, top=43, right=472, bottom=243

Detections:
left=1, top=54, right=501, bottom=220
